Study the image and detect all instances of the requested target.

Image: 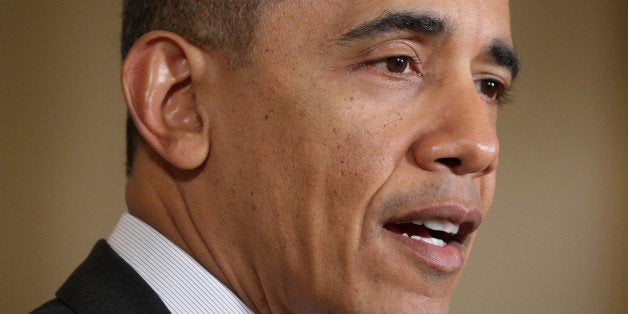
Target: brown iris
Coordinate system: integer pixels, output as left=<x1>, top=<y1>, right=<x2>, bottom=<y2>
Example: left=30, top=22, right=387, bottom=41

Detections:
left=385, top=56, right=409, bottom=73
left=479, top=79, right=504, bottom=99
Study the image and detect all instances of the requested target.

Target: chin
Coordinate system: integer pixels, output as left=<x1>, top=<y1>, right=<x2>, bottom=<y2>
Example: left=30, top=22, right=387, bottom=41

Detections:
left=331, top=290, right=452, bottom=314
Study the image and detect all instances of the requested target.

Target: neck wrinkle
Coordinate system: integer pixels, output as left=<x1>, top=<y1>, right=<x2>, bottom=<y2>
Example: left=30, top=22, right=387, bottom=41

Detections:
left=125, top=146, right=270, bottom=312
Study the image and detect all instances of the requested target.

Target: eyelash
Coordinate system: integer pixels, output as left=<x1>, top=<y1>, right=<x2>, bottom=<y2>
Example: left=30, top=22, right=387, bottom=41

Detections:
left=350, top=54, right=422, bottom=80
left=497, top=87, right=513, bottom=106
left=365, top=55, right=421, bottom=76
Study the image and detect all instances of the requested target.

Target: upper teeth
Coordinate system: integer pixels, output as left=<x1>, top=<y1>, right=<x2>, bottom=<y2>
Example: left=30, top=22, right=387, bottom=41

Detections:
left=412, top=218, right=459, bottom=235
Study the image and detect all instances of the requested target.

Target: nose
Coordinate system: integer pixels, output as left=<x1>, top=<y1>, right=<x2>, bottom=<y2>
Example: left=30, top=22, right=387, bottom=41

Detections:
left=413, top=84, right=499, bottom=177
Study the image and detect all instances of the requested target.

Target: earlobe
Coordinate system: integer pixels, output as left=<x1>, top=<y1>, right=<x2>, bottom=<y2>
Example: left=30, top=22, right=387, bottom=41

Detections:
left=122, top=31, right=210, bottom=170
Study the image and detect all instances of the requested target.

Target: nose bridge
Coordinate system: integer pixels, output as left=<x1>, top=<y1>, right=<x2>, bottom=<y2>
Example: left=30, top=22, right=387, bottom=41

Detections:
left=413, top=79, right=499, bottom=176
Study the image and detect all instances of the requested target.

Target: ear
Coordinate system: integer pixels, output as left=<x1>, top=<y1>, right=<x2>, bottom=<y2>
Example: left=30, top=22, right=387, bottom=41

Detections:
left=121, top=31, right=210, bottom=170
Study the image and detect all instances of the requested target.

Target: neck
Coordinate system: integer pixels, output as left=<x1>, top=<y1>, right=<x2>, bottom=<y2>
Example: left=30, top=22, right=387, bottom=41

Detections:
left=124, top=145, right=272, bottom=312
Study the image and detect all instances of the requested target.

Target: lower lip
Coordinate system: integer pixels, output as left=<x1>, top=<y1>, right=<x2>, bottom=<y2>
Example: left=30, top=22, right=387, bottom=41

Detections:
left=384, top=230, right=465, bottom=272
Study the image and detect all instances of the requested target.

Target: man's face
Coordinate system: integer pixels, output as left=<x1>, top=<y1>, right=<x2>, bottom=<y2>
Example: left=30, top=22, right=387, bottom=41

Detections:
left=192, top=0, right=514, bottom=311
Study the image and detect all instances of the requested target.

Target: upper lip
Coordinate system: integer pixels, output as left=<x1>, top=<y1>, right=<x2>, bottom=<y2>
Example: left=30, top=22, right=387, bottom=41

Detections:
left=383, top=202, right=483, bottom=240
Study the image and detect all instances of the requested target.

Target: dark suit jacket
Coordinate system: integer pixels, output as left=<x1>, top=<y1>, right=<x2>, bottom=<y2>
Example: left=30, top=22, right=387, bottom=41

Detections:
left=32, top=240, right=170, bottom=313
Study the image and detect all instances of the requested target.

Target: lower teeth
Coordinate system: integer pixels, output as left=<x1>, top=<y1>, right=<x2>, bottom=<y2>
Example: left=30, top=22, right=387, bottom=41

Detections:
left=402, top=233, right=446, bottom=247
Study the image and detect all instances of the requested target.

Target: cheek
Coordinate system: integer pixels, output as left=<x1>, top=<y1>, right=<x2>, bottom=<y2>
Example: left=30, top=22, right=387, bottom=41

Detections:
left=317, top=111, right=412, bottom=205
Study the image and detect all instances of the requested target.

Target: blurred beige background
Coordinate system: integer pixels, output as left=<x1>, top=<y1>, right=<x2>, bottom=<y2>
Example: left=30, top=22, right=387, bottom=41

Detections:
left=1, top=1, right=626, bottom=313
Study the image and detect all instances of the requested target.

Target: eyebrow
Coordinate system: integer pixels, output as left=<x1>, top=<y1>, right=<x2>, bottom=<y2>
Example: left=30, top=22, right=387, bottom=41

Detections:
left=336, top=11, right=520, bottom=80
left=337, top=11, right=450, bottom=43
left=489, top=40, right=521, bottom=80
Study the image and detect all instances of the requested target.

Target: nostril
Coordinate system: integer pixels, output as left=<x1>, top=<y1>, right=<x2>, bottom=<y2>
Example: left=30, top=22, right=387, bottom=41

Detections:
left=436, top=157, right=462, bottom=168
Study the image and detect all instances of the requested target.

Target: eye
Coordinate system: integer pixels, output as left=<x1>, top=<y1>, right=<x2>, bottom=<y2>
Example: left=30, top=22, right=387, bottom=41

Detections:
left=475, top=79, right=505, bottom=100
left=370, top=56, right=417, bottom=74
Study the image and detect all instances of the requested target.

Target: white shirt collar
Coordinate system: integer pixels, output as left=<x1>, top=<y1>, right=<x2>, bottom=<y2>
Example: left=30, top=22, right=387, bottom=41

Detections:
left=108, top=213, right=253, bottom=314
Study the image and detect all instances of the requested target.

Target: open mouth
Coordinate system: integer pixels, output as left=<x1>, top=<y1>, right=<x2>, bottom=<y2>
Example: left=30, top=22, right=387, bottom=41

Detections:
left=380, top=204, right=483, bottom=271
left=383, top=218, right=472, bottom=248
left=384, top=219, right=464, bottom=247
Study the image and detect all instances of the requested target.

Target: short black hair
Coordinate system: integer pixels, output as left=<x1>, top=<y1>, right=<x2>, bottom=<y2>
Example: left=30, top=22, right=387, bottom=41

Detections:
left=121, top=0, right=263, bottom=175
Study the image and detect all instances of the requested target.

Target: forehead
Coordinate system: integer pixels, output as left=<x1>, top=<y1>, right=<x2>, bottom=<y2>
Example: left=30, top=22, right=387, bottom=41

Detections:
left=258, top=0, right=512, bottom=44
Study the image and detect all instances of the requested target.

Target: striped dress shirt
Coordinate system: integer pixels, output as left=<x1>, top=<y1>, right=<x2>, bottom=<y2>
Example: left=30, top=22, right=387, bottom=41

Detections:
left=108, top=213, right=253, bottom=314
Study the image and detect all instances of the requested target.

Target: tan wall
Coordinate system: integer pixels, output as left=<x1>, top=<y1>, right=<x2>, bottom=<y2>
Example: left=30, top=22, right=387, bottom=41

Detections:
left=0, top=2, right=126, bottom=312
left=451, top=2, right=627, bottom=313
left=1, top=1, right=625, bottom=313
